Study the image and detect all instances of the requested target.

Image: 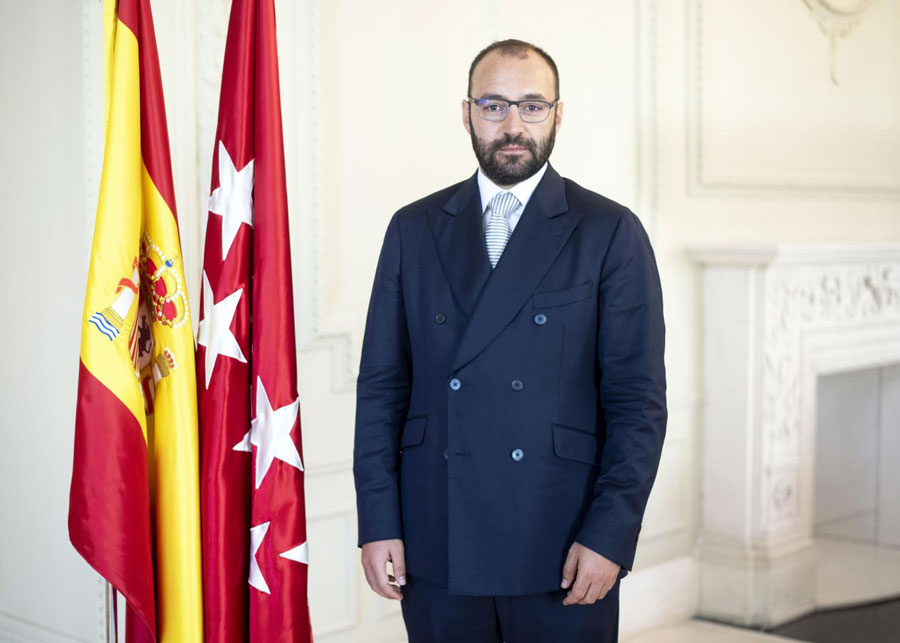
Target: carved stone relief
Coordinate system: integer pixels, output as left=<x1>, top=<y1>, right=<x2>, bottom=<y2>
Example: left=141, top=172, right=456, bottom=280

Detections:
left=761, top=260, right=900, bottom=529
left=802, top=0, right=876, bottom=84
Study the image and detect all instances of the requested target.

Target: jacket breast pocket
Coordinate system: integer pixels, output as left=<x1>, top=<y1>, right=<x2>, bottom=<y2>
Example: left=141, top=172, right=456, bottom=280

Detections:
left=551, top=423, right=600, bottom=466
left=400, top=415, right=427, bottom=450
left=532, top=280, right=593, bottom=309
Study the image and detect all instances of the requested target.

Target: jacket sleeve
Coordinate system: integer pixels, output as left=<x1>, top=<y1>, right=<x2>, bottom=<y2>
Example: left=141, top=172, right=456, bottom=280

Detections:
left=353, top=211, right=412, bottom=547
left=574, top=208, right=667, bottom=574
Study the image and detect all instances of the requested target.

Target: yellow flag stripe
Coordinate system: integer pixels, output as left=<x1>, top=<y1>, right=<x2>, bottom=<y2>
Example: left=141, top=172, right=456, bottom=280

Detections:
left=81, top=3, right=146, bottom=437
left=140, top=164, right=204, bottom=642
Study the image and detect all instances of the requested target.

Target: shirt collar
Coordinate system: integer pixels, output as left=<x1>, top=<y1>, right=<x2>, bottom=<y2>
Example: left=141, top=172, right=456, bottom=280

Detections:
left=476, top=162, right=549, bottom=213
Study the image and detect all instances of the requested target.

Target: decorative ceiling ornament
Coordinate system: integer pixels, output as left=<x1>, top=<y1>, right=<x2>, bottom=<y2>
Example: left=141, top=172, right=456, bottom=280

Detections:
left=802, top=0, right=876, bottom=84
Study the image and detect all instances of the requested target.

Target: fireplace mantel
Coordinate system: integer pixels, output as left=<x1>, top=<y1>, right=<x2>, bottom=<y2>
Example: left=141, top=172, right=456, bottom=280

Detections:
left=689, top=244, right=900, bottom=626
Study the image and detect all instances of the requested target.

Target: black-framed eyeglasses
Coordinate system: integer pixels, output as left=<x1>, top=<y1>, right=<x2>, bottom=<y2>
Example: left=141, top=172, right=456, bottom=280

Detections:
left=467, top=97, right=559, bottom=123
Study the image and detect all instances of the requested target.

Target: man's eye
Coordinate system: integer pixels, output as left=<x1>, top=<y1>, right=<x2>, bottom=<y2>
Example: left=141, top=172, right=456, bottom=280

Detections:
left=523, top=103, right=544, bottom=112
left=484, top=103, right=503, bottom=111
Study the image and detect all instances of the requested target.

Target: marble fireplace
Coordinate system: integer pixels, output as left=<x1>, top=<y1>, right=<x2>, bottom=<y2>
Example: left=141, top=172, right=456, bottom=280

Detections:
left=690, top=244, right=900, bottom=627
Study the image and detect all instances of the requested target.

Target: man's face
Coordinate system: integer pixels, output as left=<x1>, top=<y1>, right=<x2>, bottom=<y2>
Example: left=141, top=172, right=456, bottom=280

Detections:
left=463, top=50, right=563, bottom=188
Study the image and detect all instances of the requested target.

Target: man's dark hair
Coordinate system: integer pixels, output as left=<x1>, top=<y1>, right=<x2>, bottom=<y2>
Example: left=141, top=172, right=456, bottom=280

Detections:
left=468, top=39, right=560, bottom=100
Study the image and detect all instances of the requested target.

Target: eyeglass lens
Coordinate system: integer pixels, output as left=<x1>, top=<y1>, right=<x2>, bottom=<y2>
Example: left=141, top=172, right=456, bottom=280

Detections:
left=476, top=100, right=551, bottom=123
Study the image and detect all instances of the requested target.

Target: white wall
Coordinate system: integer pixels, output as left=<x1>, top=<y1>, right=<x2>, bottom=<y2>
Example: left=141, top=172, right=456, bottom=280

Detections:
left=1, top=0, right=898, bottom=641
left=0, top=2, right=109, bottom=641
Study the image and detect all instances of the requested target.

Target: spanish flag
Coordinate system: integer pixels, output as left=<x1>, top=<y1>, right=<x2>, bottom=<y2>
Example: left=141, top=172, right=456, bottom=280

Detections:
left=68, top=1, right=203, bottom=641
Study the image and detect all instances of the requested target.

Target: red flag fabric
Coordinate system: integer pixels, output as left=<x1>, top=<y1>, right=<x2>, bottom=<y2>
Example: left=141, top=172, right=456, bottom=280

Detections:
left=198, top=1, right=313, bottom=641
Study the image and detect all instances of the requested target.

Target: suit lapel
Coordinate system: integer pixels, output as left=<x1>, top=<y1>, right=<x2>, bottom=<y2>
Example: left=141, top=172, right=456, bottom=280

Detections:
left=447, top=164, right=582, bottom=372
left=428, top=171, right=492, bottom=319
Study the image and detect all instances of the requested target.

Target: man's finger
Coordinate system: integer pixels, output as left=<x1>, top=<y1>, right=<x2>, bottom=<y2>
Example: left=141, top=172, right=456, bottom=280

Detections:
left=560, top=548, right=578, bottom=589
left=389, top=543, right=408, bottom=586
left=362, top=549, right=401, bottom=600
left=595, top=578, right=612, bottom=601
left=378, top=546, right=404, bottom=600
left=563, top=587, right=587, bottom=605
left=377, top=573, right=403, bottom=600
left=579, top=582, right=602, bottom=605
left=370, top=564, right=400, bottom=600
left=363, top=562, right=390, bottom=599
left=562, top=573, right=591, bottom=605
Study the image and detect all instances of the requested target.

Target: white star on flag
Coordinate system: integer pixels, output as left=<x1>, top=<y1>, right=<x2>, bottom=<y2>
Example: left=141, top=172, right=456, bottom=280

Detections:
left=197, top=271, right=247, bottom=388
left=249, top=522, right=271, bottom=594
left=280, top=540, right=309, bottom=565
left=208, top=140, right=254, bottom=259
left=233, top=377, right=303, bottom=488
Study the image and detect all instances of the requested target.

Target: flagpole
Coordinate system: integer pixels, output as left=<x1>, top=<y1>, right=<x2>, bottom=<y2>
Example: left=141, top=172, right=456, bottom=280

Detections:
left=104, top=581, right=116, bottom=643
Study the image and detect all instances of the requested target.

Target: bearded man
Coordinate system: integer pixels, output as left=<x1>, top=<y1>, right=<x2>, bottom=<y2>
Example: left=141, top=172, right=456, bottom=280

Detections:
left=353, top=38, right=668, bottom=642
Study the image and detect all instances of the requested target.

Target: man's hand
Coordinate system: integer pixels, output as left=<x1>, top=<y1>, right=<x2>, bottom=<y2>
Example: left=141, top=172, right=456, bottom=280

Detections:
left=560, top=541, right=620, bottom=605
left=361, top=538, right=406, bottom=600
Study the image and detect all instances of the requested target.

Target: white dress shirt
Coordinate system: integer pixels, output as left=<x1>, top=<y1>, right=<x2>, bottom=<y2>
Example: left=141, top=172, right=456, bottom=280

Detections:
left=476, top=162, right=548, bottom=234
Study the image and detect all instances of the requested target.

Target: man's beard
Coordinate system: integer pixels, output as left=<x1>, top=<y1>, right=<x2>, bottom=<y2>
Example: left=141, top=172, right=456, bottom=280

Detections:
left=470, top=126, right=556, bottom=186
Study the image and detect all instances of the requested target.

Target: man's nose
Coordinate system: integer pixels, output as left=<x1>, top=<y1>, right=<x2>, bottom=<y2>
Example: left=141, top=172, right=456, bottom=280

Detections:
left=501, top=104, right=526, bottom=135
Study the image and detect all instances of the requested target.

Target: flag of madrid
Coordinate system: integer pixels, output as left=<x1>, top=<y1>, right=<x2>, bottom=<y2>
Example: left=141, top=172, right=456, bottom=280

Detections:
left=198, top=0, right=313, bottom=641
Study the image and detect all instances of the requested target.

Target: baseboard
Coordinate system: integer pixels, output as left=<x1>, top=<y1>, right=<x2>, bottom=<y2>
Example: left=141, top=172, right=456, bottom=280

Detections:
left=620, top=555, right=698, bottom=639
left=0, top=613, right=96, bottom=643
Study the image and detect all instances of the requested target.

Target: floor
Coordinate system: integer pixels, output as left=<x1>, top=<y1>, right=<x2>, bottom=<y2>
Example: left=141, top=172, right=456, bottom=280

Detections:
left=625, top=597, right=900, bottom=643
left=624, top=538, right=900, bottom=643
left=814, top=537, right=900, bottom=608
left=394, top=598, right=900, bottom=642
left=623, top=620, right=803, bottom=643
left=768, top=597, right=900, bottom=643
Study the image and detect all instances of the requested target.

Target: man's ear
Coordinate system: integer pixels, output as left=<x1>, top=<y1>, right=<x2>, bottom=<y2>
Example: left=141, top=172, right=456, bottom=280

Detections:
left=554, top=101, right=564, bottom=132
left=462, top=99, right=472, bottom=134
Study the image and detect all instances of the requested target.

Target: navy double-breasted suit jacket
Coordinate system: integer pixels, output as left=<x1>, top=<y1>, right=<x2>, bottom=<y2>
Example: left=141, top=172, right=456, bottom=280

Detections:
left=353, top=163, right=667, bottom=596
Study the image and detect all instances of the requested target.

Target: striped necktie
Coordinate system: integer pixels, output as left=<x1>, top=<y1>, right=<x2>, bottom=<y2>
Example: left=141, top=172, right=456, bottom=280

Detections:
left=485, top=191, right=520, bottom=269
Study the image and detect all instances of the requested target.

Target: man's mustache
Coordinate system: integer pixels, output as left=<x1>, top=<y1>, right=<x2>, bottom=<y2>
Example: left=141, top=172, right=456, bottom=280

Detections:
left=488, top=135, right=536, bottom=155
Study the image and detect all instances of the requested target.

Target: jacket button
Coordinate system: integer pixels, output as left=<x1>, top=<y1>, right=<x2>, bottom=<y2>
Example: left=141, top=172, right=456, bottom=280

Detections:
left=511, top=448, right=524, bottom=461
left=434, top=313, right=447, bottom=324
left=443, top=448, right=448, bottom=460
left=511, top=379, right=524, bottom=391
left=449, top=377, right=461, bottom=390
left=533, top=313, right=547, bottom=325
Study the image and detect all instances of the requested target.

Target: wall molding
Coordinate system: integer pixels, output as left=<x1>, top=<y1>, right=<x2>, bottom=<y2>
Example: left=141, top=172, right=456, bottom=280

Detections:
left=686, top=0, right=900, bottom=197
left=79, top=2, right=116, bottom=641
left=306, top=511, right=360, bottom=637
left=194, top=0, right=360, bottom=395
left=282, top=0, right=361, bottom=393
left=0, top=612, right=98, bottom=643
left=81, top=0, right=102, bottom=252
left=635, top=0, right=661, bottom=242
left=642, top=436, right=690, bottom=541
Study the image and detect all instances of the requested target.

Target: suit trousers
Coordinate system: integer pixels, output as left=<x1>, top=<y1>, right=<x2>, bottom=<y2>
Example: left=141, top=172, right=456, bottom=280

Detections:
left=399, top=573, right=620, bottom=643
